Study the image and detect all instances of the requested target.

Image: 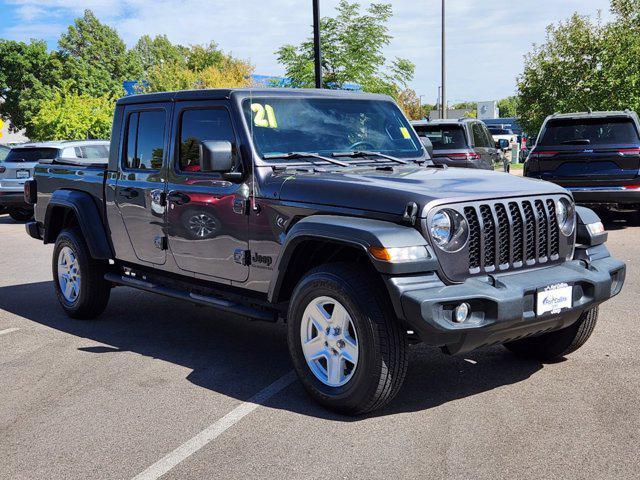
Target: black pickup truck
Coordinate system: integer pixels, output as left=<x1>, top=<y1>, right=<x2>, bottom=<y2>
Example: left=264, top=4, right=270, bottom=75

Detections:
left=25, top=89, right=626, bottom=414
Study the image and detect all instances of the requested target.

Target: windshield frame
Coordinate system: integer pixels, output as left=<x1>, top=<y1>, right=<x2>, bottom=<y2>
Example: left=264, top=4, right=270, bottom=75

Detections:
left=235, top=92, right=426, bottom=166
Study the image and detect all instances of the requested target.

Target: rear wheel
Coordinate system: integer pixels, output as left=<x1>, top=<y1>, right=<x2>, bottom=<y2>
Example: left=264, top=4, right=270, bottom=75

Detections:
left=287, top=263, right=408, bottom=415
left=9, top=207, right=33, bottom=222
left=504, top=308, right=598, bottom=361
left=53, top=228, right=111, bottom=319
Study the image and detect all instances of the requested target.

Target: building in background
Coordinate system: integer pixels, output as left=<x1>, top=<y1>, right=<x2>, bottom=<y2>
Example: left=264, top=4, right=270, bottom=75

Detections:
left=477, top=100, right=499, bottom=120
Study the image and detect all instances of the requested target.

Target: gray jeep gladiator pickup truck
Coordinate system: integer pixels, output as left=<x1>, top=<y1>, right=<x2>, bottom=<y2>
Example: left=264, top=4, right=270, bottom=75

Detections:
left=25, top=89, right=626, bottom=414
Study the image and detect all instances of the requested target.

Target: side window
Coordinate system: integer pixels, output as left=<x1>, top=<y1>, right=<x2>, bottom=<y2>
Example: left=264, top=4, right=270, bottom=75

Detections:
left=472, top=123, right=487, bottom=147
left=179, top=108, right=236, bottom=172
left=124, top=110, right=165, bottom=170
left=483, top=126, right=495, bottom=148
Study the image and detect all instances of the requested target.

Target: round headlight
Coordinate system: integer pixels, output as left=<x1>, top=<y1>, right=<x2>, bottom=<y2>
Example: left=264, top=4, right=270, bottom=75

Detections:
left=430, top=210, right=453, bottom=247
left=556, top=198, right=576, bottom=236
left=429, top=209, right=469, bottom=251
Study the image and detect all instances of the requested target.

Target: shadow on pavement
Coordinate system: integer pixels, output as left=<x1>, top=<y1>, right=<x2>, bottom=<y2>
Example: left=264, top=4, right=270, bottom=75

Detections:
left=0, top=280, right=544, bottom=421
left=597, top=209, right=640, bottom=231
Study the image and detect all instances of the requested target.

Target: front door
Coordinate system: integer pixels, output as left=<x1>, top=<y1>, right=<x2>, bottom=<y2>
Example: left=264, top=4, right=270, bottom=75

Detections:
left=165, top=101, right=250, bottom=282
left=114, top=104, right=171, bottom=265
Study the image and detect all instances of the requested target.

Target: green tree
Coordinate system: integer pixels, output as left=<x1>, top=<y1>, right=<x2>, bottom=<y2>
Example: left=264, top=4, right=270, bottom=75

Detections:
left=132, top=34, right=187, bottom=73
left=497, top=96, right=519, bottom=118
left=0, top=39, right=62, bottom=135
left=517, top=0, right=640, bottom=133
left=58, top=9, right=138, bottom=97
left=29, top=88, right=115, bottom=141
left=275, top=1, right=414, bottom=95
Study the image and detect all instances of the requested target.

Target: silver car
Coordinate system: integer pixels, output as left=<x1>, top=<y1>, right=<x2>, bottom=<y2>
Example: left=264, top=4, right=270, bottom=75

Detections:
left=0, top=140, right=109, bottom=221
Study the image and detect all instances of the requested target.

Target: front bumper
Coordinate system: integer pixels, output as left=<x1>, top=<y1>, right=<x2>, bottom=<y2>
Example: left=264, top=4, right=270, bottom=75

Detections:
left=0, top=191, right=29, bottom=207
left=386, top=255, right=625, bottom=355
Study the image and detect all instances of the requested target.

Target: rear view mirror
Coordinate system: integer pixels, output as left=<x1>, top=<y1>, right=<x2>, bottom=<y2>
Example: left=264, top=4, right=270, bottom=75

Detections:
left=420, top=136, right=434, bottom=158
left=199, top=141, right=234, bottom=173
left=497, top=139, right=510, bottom=149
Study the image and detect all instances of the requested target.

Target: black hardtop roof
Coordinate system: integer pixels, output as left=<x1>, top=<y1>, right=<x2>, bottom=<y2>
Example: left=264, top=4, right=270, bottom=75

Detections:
left=117, top=88, right=393, bottom=106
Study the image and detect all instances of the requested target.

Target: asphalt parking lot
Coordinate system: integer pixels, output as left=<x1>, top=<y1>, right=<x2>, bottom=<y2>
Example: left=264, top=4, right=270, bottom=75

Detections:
left=1, top=212, right=639, bottom=480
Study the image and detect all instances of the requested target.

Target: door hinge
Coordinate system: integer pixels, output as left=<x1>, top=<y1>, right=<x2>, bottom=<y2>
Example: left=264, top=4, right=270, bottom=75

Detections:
left=233, top=198, right=250, bottom=215
left=154, top=235, right=168, bottom=251
left=234, top=249, right=251, bottom=266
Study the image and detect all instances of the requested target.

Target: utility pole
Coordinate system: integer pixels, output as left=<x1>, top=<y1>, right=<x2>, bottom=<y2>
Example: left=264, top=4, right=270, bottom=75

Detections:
left=441, top=0, right=446, bottom=119
left=313, top=0, right=322, bottom=89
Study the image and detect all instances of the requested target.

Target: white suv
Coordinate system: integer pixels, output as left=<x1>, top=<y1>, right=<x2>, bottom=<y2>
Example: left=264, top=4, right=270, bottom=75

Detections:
left=0, top=140, right=109, bottom=221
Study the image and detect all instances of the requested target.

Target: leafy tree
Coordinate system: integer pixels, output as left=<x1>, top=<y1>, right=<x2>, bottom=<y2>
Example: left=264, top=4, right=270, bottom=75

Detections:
left=396, top=88, right=423, bottom=120
left=276, top=1, right=414, bottom=95
left=0, top=39, right=62, bottom=135
left=132, top=35, right=187, bottom=73
left=517, top=0, right=640, bottom=133
left=58, top=9, right=139, bottom=97
left=29, top=88, right=114, bottom=141
left=497, top=96, right=519, bottom=118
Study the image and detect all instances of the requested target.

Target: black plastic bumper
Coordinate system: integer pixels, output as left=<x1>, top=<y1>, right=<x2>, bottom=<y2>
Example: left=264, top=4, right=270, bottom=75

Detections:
left=567, top=187, right=640, bottom=205
left=386, top=255, right=626, bottom=355
left=0, top=191, right=28, bottom=207
left=25, top=221, right=43, bottom=240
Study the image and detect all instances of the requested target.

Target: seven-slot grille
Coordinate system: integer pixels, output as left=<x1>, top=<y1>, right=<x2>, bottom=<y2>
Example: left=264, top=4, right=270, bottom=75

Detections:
left=463, top=197, right=562, bottom=273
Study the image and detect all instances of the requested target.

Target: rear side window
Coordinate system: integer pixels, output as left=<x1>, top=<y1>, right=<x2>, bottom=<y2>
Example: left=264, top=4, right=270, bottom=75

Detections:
left=75, top=145, right=109, bottom=159
left=179, top=108, right=236, bottom=172
left=124, top=111, right=165, bottom=170
left=5, top=148, right=59, bottom=162
left=413, top=125, right=467, bottom=149
left=472, top=123, right=489, bottom=147
left=0, top=146, right=9, bottom=162
left=539, top=118, right=640, bottom=146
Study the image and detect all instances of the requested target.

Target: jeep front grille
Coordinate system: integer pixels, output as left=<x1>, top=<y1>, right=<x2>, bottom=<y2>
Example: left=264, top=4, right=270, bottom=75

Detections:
left=462, top=197, right=563, bottom=274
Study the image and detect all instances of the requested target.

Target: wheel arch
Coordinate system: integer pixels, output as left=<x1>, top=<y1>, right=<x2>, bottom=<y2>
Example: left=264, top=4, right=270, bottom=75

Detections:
left=268, top=215, right=434, bottom=305
left=44, top=190, right=113, bottom=260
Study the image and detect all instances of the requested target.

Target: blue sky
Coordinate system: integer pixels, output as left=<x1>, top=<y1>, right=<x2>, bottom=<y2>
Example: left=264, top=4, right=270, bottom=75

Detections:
left=0, top=0, right=612, bottom=103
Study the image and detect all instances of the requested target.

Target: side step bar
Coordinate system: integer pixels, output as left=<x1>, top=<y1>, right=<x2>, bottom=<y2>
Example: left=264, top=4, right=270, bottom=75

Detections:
left=104, top=273, right=277, bottom=322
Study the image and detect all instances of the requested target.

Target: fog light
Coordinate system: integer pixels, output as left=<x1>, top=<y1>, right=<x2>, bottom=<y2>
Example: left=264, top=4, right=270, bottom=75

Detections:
left=453, top=303, right=471, bottom=323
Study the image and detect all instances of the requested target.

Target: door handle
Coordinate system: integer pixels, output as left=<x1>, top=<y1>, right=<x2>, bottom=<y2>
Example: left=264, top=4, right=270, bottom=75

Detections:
left=119, top=188, right=138, bottom=199
left=167, top=191, right=190, bottom=205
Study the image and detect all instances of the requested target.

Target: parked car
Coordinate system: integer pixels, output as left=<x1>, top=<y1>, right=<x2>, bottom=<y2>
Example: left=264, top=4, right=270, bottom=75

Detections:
left=0, top=140, right=109, bottom=221
left=487, top=126, right=518, bottom=149
left=26, top=89, right=625, bottom=415
left=411, top=118, right=500, bottom=170
left=524, top=111, right=640, bottom=211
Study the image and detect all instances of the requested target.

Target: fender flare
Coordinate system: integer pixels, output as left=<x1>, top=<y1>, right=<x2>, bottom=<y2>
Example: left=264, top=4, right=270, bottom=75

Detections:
left=267, top=215, right=437, bottom=303
left=43, top=190, right=113, bottom=260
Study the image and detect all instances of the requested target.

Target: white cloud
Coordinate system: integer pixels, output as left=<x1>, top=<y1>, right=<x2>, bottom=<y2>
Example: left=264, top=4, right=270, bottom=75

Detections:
left=3, top=0, right=612, bottom=101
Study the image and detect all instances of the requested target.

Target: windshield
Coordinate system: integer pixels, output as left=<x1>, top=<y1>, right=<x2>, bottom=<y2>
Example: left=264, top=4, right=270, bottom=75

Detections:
left=243, top=97, right=422, bottom=160
left=413, top=125, right=467, bottom=150
left=5, top=147, right=59, bottom=162
left=539, top=118, right=640, bottom=146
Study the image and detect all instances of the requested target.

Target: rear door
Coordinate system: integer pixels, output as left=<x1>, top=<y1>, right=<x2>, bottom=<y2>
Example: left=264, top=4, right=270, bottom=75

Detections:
left=535, top=117, right=640, bottom=186
left=114, top=104, right=171, bottom=265
left=165, top=100, right=249, bottom=282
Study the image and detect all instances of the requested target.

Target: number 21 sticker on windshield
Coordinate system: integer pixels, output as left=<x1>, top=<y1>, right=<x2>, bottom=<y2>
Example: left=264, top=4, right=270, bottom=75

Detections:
left=251, top=103, right=278, bottom=128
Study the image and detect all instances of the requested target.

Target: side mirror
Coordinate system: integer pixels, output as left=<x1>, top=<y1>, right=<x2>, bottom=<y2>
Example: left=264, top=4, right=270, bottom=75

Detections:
left=199, top=140, right=234, bottom=173
left=497, top=139, right=509, bottom=150
left=420, top=136, right=434, bottom=158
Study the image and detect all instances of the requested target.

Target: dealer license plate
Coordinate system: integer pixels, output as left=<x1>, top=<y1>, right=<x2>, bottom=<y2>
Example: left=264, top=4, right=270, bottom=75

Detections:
left=16, top=169, right=30, bottom=179
left=537, top=283, right=573, bottom=316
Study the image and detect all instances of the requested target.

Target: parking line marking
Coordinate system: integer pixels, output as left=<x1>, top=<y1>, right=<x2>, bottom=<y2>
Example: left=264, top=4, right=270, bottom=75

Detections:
left=0, top=328, right=19, bottom=337
left=132, top=371, right=297, bottom=480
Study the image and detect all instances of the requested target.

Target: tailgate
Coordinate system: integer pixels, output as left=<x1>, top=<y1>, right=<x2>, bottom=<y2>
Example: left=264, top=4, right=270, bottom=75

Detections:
left=538, top=148, right=640, bottom=184
left=0, top=162, right=36, bottom=191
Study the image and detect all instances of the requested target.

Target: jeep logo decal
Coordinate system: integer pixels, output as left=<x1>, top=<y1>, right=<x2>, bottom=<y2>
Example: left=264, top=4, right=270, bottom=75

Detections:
left=251, top=252, right=273, bottom=268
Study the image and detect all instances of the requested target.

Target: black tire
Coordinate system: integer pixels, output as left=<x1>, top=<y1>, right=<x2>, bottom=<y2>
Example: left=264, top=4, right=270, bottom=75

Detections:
left=287, top=263, right=408, bottom=415
left=9, top=207, right=34, bottom=222
left=52, top=227, right=111, bottom=319
left=504, top=307, right=599, bottom=361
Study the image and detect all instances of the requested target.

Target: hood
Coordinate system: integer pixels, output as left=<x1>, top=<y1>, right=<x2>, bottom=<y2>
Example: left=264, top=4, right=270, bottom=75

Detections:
left=277, top=165, right=567, bottom=217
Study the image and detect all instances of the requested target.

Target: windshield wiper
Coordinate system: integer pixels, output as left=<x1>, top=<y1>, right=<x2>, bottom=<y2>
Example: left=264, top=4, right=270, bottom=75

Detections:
left=561, top=139, right=591, bottom=145
left=263, top=151, right=349, bottom=167
left=331, top=150, right=408, bottom=165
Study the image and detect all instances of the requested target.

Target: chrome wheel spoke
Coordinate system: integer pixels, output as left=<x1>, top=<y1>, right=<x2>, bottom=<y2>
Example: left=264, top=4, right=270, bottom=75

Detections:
left=341, top=337, right=358, bottom=364
left=57, top=246, right=81, bottom=303
left=326, top=354, right=342, bottom=385
left=302, top=336, right=326, bottom=361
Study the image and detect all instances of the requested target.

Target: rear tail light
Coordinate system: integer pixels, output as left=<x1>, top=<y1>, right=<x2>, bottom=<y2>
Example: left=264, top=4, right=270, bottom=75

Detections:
left=24, top=179, right=37, bottom=205
left=618, top=148, right=640, bottom=155
left=528, top=150, right=559, bottom=160
left=622, top=185, right=640, bottom=190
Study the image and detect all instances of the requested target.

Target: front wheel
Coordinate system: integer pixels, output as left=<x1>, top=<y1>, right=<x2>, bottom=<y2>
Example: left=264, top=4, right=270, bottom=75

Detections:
left=53, top=228, right=111, bottom=319
left=504, top=308, right=599, bottom=361
left=287, top=263, right=408, bottom=415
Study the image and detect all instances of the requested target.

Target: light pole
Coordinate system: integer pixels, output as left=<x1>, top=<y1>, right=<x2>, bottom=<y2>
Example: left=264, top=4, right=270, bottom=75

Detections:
left=313, top=0, right=322, bottom=89
left=441, top=0, right=446, bottom=119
